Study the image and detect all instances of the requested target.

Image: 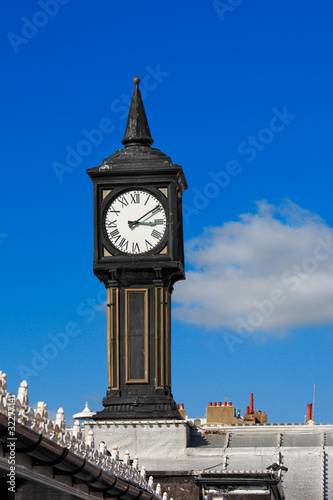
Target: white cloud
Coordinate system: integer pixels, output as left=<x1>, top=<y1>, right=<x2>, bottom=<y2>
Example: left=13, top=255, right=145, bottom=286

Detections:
left=173, top=200, right=333, bottom=335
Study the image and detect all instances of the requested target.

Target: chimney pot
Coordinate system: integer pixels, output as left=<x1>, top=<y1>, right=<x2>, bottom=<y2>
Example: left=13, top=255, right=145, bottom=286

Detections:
left=307, top=403, right=312, bottom=421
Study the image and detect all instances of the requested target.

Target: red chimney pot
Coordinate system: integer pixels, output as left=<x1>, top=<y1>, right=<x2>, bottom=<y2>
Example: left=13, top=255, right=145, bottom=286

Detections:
left=307, top=403, right=312, bottom=421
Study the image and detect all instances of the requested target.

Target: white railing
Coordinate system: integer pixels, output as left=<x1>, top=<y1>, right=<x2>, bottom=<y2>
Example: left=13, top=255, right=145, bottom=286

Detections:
left=0, top=371, right=173, bottom=500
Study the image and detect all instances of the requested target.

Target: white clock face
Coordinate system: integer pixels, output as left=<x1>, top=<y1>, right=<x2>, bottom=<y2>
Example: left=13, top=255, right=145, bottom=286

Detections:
left=104, top=189, right=167, bottom=255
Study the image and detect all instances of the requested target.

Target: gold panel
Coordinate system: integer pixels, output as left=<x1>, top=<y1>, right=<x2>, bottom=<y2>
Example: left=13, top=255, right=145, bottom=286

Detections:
left=102, top=189, right=111, bottom=200
left=107, top=288, right=119, bottom=389
left=158, top=244, right=168, bottom=255
left=103, top=247, right=113, bottom=257
left=158, top=187, right=168, bottom=198
left=125, top=289, right=149, bottom=383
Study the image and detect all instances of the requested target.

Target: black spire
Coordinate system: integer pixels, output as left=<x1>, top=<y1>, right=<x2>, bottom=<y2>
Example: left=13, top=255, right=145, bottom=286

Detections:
left=121, top=77, right=154, bottom=147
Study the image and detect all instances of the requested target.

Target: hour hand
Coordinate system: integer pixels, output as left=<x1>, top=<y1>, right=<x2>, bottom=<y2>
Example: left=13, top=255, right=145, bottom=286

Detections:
left=128, top=220, right=156, bottom=228
left=128, top=220, right=137, bottom=228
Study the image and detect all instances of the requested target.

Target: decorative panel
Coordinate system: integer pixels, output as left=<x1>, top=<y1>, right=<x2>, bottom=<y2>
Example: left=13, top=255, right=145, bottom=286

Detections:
left=107, top=288, right=119, bottom=389
left=125, top=289, right=149, bottom=383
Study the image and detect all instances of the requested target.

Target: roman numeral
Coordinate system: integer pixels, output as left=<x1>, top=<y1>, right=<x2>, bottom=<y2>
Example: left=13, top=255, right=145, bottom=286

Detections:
left=109, top=229, right=120, bottom=239
left=132, top=242, right=140, bottom=253
left=145, top=239, right=153, bottom=250
left=106, top=219, right=117, bottom=228
left=118, top=195, right=128, bottom=207
left=109, top=207, right=120, bottom=216
left=154, top=219, right=164, bottom=225
left=130, top=193, right=140, bottom=204
left=118, top=238, right=128, bottom=251
left=151, top=229, right=162, bottom=239
left=144, top=194, right=151, bottom=205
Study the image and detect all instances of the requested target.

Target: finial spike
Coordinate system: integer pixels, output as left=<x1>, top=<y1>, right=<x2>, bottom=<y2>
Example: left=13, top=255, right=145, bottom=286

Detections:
left=121, top=77, right=154, bottom=147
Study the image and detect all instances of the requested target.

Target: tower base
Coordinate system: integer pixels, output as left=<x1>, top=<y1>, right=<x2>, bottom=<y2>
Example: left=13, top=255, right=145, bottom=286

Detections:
left=85, top=419, right=191, bottom=460
left=93, top=393, right=182, bottom=420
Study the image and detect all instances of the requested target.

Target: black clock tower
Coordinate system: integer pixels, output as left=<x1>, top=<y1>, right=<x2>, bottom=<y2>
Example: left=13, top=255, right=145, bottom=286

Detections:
left=87, top=78, right=187, bottom=420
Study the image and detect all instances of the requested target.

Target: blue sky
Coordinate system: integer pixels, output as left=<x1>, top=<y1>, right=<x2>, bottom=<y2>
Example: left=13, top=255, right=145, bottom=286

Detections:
left=1, top=1, right=333, bottom=425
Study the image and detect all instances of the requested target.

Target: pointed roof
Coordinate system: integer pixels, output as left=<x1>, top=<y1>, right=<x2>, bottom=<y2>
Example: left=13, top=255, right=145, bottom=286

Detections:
left=121, top=77, right=154, bottom=147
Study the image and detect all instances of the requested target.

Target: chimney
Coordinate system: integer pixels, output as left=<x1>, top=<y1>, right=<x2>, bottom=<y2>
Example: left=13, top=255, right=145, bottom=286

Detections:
left=307, top=403, right=312, bottom=421
left=250, top=393, right=254, bottom=413
left=179, top=403, right=186, bottom=419
left=206, top=400, right=241, bottom=425
left=246, top=406, right=250, bottom=415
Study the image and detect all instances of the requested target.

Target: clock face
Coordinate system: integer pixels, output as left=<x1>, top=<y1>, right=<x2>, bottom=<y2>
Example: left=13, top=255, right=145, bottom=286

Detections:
left=104, top=189, right=167, bottom=255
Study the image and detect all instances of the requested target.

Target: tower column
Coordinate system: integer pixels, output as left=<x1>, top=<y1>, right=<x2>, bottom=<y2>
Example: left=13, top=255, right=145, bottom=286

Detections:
left=154, top=284, right=171, bottom=390
left=106, top=284, right=120, bottom=393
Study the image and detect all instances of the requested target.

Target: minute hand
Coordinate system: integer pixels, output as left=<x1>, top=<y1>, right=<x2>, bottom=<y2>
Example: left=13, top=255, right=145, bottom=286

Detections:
left=128, top=205, right=160, bottom=228
left=132, top=221, right=156, bottom=226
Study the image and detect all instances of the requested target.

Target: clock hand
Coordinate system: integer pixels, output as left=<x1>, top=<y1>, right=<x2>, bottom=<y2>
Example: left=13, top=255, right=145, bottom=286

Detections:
left=128, top=221, right=156, bottom=227
left=128, top=205, right=160, bottom=228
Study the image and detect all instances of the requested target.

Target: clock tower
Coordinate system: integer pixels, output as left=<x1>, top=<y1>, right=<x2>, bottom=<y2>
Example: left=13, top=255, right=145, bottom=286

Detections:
left=87, top=78, right=187, bottom=420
